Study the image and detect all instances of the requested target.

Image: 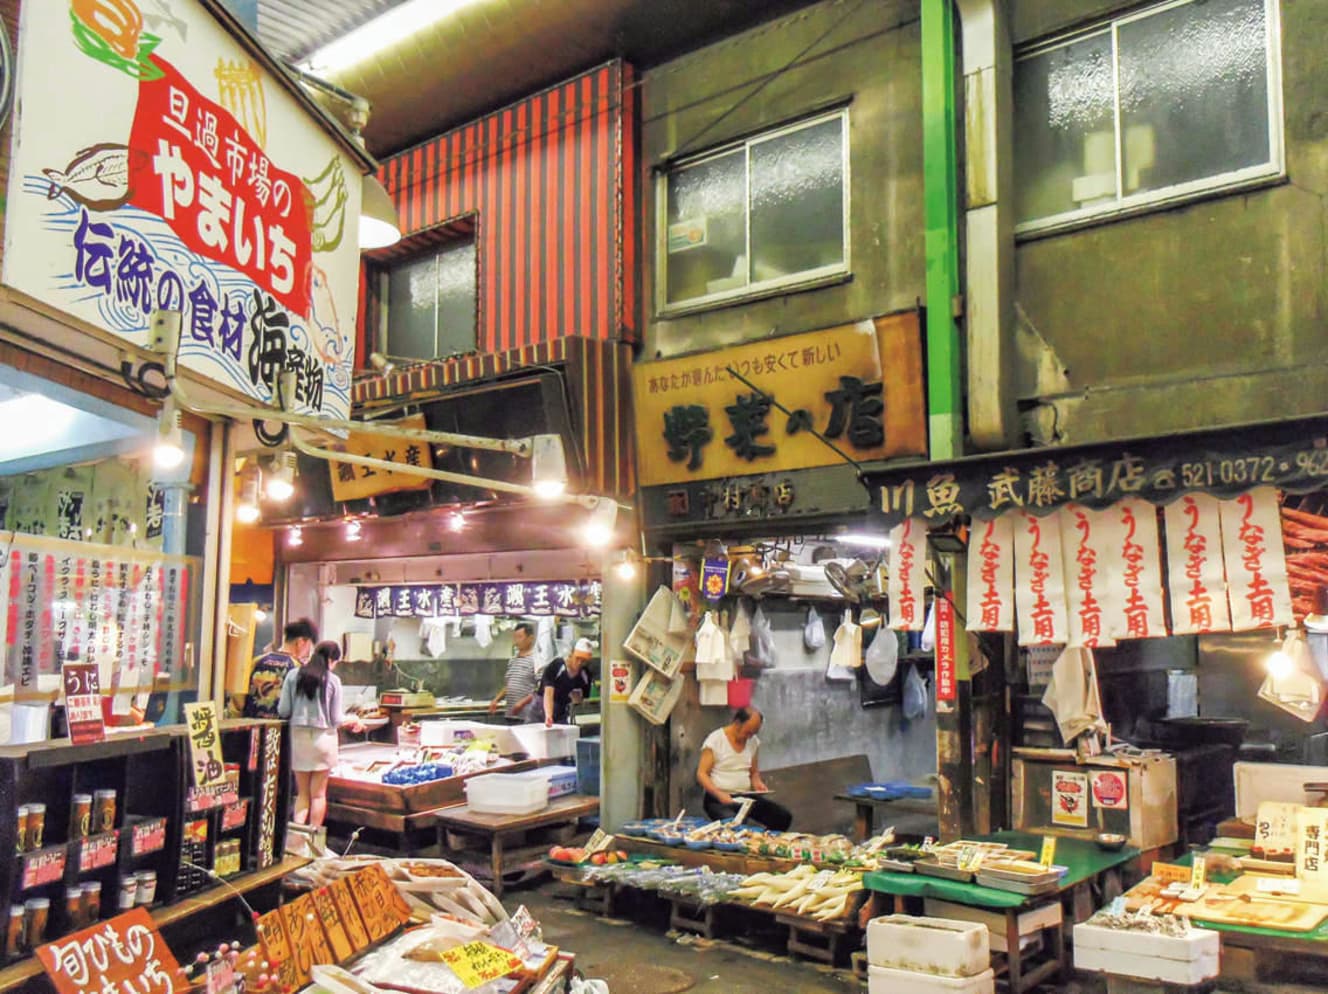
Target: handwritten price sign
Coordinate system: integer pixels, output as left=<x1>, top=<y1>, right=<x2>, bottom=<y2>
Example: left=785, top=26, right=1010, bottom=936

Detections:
left=77, top=832, right=119, bottom=873
left=131, top=818, right=167, bottom=857
left=441, top=942, right=523, bottom=989
left=21, top=848, right=67, bottom=889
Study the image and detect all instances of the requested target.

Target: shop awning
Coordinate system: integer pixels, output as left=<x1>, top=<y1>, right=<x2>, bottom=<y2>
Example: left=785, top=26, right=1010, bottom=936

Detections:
left=863, top=415, right=1328, bottom=529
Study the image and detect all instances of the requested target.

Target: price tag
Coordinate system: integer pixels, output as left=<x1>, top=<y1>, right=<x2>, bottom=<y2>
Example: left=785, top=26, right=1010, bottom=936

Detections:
left=77, top=831, right=119, bottom=872
left=62, top=662, right=105, bottom=745
left=808, top=869, right=835, bottom=892
left=1107, top=896, right=1127, bottom=916
left=584, top=828, right=613, bottom=854
left=21, top=848, right=67, bottom=889
left=205, top=958, right=237, bottom=994
left=131, top=817, right=167, bottom=856
left=958, top=845, right=984, bottom=872
left=1257, top=877, right=1301, bottom=895
left=441, top=941, right=524, bottom=989
left=1152, top=862, right=1191, bottom=885
left=1040, top=836, right=1057, bottom=868
left=221, top=800, right=249, bottom=831
left=1190, top=854, right=1207, bottom=891
left=922, top=836, right=935, bottom=851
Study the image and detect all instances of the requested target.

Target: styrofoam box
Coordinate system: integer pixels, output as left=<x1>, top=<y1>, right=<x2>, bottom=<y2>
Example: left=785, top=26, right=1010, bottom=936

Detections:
left=511, top=723, right=581, bottom=760
left=418, top=720, right=519, bottom=753
left=536, top=765, right=579, bottom=799
left=867, top=915, right=990, bottom=977
left=868, top=965, right=994, bottom=994
left=464, top=771, right=550, bottom=815
left=1073, top=922, right=1219, bottom=984
left=922, top=899, right=1061, bottom=955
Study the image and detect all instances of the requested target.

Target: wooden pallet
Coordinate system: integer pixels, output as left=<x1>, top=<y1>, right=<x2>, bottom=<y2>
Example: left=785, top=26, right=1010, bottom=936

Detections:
left=667, top=896, right=718, bottom=938
left=775, top=912, right=858, bottom=966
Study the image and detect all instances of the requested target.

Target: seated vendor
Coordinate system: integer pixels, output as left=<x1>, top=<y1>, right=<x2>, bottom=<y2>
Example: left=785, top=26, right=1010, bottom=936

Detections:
left=697, top=707, right=793, bottom=831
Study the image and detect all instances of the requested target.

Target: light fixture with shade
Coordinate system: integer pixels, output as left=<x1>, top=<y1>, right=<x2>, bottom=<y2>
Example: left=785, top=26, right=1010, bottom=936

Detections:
left=837, top=533, right=890, bottom=550
left=531, top=433, right=569, bottom=498
left=300, top=0, right=486, bottom=76
left=235, top=463, right=261, bottom=524
left=582, top=496, right=618, bottom=547
left=613, top=549, right=638, bottom=581
left=368, top=352, right=397, bottom=375
left=265, top=450, right=297, bottom=502
left=153, top=395, right=185, bottom=470
left=359, top=173, right=402, bottom=249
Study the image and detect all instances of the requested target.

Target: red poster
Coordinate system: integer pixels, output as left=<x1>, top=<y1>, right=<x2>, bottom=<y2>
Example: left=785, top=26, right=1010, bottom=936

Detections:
left=935, top=595, right=957, bottom=702
left=129, top=57, right=312, bottom=316
left=37, top=908, right=181, bottom=994
left=62, top=662, right=105, bottom=745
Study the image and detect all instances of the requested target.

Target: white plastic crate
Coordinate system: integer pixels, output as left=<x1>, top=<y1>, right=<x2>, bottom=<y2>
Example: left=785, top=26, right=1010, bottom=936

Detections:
left=867, top=965, right=994, bottom=994
left=1073, top=922, right=1219, bottom=984
left=418, top=720, right=518, bottom=752
left=511, top=723, right=580, bottom=760
left=463, top=771, right=549, bottom=815
left=536, top=765, right=579, bottom=799
left=867, top=915, right=990, bottom=977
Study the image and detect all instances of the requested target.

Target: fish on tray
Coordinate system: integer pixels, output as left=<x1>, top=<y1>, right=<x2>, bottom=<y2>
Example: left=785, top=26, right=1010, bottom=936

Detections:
left=43, top=143, right=143, bottom=212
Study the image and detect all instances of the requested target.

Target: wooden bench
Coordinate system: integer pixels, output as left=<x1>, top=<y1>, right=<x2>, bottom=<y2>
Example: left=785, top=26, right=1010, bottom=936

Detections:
left=759, top=754, right=874, bottom=836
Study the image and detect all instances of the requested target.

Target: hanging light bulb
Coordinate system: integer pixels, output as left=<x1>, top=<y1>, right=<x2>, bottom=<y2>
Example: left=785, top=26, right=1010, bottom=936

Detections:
left=153, top=395, right=185, bottom=470
left=254, top=607, right=268, bottom=623
left=235, top=463, right=261, bottom=524
left=448, top=510, right=466, bottom=533
left=287, top=526, right=303, bottom=547
left=345, top=518, right=363, bottom=541
left=530, top=434, right=568, bottom=499
left=265, top=450, right=297, bottom=502
left=582, top=497, right=618, bottom=548
left=613, top=550, right=637, bottom=581
left=1266, top=648, right=1293, bottom=680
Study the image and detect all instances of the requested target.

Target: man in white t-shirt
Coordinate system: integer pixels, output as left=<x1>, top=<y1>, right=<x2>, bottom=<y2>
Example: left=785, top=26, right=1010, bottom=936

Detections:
left=696, top=706, right=792, bottom=830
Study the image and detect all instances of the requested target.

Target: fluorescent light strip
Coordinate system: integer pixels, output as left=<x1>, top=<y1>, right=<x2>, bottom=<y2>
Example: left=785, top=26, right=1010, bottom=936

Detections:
left=301, top=0, right=486, bottom=75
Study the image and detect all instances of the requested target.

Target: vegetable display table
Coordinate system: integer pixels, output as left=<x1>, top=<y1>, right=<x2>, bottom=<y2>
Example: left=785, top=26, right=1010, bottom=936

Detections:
left=436, top=794, right=599, bottom=897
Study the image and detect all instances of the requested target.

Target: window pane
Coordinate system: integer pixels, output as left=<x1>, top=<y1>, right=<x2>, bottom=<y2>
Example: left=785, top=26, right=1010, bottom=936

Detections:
left=1014, top=31, right=1115, bottom=224
left=664, top=149, right=746, bottom=304
left=434, top=239, right=477, bottom=358
left=387, top=253, right=440, bottom=360
left=1118, top=0, right=1269, bottom=197
left=749, top=116, right=845, bottom=283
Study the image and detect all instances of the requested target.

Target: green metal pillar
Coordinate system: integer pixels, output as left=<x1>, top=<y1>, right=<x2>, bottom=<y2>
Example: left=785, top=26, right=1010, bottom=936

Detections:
left=922, top=0, right=964, bottom=461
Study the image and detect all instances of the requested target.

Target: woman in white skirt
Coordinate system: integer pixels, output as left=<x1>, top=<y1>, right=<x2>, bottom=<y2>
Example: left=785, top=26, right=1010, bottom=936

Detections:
left=278, top=640, right=361, bottom=826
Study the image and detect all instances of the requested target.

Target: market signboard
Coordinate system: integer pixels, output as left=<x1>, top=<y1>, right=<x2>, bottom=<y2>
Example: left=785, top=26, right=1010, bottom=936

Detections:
left=3, top=0, right=364, bottom=419
left=632, top=313, right=926, bottom=490
left=37, top=908, right=181, bottom=994
left=352, top=579, right=602, bottom=619
left=327, top=415, right=436, bottom=502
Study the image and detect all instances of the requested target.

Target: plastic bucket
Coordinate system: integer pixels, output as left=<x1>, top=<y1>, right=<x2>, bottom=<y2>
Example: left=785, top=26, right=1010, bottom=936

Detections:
left=727, top=678, right=754, bottom=709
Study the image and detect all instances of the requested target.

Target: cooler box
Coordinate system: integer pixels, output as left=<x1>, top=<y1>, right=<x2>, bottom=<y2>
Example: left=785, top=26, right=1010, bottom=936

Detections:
left=1073, top=921, right=1219, bottom=984
left=418, top=720, right=519, bottom=753
left=537, top=765, right=579, bottom=799
left=463, top=772, right=549, bottom=815
left=868, top=965, right=994, bottom=994
left=867, top=915, right=989, bottom=977
left=511, top=723, right=580, bottom=760
left=576, top=737, right=600, bottom=796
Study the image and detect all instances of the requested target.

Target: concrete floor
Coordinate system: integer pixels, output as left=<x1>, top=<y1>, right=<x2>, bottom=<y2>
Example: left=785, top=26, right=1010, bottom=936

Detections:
left=517, top=880, right=1326, bottom=994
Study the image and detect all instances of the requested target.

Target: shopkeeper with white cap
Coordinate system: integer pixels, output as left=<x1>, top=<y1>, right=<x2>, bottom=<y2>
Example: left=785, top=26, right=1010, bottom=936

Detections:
left=541, top=638, right=595, bottom=727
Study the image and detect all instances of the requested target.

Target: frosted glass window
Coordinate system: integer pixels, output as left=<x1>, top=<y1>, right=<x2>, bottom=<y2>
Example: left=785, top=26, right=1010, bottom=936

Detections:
left=1014, top=0, right=1280, bottom=232
left=386, top=237, right=477, bottom=360
left=661, top=110, right=848, bottom=310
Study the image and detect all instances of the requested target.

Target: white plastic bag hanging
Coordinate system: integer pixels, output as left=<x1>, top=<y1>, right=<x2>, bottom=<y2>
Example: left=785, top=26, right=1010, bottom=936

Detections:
left=730, top=599, right=753, bottom=659
left=473, top=614, right=494, bottom=648
left=750, top=605, right=775, bottom=666
left=827, top=611, right=861, bottom=681
left=864, top=627, right=899, bottom=687
left=920, top=600, right=937, bottom=652
left=804, top=606, right=826, bottom=651
left=902, top=663, right=928, bottom=719
left=668, top=591, right=691, bottom=636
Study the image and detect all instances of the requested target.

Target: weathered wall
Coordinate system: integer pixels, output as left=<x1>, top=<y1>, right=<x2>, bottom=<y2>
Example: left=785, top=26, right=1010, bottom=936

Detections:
left=1010, top=0, right=1328, bottom=444
left=640, top=0, right=925, bottom=358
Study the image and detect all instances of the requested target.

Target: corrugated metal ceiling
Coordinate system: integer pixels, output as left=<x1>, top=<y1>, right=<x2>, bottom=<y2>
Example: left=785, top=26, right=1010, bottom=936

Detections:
left=254, top=0, right=816, bottom=156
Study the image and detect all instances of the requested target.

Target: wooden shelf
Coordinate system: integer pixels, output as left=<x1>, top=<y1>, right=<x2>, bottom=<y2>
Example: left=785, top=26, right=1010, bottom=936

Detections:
left=0, top=856, right=309, bottom=991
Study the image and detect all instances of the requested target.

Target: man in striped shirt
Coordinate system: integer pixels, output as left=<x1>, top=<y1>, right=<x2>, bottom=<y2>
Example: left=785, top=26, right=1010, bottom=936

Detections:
left=489, top=622, right=540, bottom=723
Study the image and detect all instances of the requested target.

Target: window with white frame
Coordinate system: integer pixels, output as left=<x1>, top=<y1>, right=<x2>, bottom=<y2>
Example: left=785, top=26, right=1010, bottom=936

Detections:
left=1013, top=0, right=1281, bottom=233
left=659, top=109, right=849, bottom=311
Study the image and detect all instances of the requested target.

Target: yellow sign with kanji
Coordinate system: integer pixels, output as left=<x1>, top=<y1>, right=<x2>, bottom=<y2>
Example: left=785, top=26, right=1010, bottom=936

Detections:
left=441, top=941, right=524, bottom=989
left=326, top=414, right=434, bottom=502
left=183, top=701, right=226, bottom=787
left=632, top=313, right=926, bottom=487
left=1297, top=807, right=1328, bottom=885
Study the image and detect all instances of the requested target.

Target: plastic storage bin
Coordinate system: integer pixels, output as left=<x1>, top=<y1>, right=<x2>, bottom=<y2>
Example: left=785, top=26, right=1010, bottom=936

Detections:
left=511, top=723, right=580, bottom=760
left=867, top=915, right=989, bottom=976
left=868, top=966, right=994, bottom=994
left=463, top=772, right=550, bottom=815
left=418, top=720, right=518, bottom=752
left=538, top=765, right=579, bottom=799
left=576, top=737, right=600, bottom=796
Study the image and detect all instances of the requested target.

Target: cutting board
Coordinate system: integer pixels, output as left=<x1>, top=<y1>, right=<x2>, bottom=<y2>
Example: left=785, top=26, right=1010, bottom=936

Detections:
left=1124, top=876, right=1328, bottom=932
left=1224, top=872, right=1328, bottom=907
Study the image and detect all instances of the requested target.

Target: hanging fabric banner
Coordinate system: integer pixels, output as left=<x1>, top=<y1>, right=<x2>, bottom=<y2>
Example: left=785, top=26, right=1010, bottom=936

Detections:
left=1059, top=504, right=1118, bottom=648
left=352, top=580, right=602, bottom=619
left=1220, top=486, right=1294, bottom=631
left=966, top=513, right=1015, bottom=632
left=1013, top=510, right=1068, bottom=645
left=1107, top=498, right=1168, bottom=640
left=887, top=517, right=927, bottom=631
left=1164, top=493, right=1231, bottom=635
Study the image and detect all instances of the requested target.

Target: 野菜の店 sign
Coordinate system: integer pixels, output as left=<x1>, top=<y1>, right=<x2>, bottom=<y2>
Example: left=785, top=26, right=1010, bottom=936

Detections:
left=632, top=313, right=926, bottom=487
left=3, top=0, right=367, bottom=419
left=327, top=414, right=436, bottom=501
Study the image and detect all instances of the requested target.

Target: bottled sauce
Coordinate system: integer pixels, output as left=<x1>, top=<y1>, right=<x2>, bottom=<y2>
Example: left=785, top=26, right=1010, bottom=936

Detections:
left=25, top=804, right=46, bottom=850
left=15, top=806, right=29, bottom=854
left=82, top=881, right=101, bottom=924
left=71, top=794, right=92, bottom=839
left=23, top=898, right=48, bottom=948
left=5, top=905, right=24, bottom=959
left=93, top=790, right=117, bottom=834
left=64, top=885, right=83, bottom=931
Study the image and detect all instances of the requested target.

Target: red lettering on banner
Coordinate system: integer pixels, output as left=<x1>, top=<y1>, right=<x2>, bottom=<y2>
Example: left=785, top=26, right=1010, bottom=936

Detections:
left=129, top=57, right=311, bottom=316
left=897, top=520, right=918, bottom=627
left=1027, top=517, right=1056, bottom=642
left=935, top=596, right=956, bottom=702
left=1071, top=509, right=1105, bottom=645
left=1237, top=492, right=1275, bottom=625
left=1120, top=505, right=1151, bottom=638
left=1181, top=497, right=1214, bottom=631
left=978, top=520, right=1004, bottom=629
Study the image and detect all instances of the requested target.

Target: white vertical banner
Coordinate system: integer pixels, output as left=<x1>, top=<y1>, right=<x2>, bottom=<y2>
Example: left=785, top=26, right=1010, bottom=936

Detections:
left=1220, top=487, right=1294, bottom=631
left=1107, top=498, right=1168, bottom=640
left=966, top=513, right=1015, bottom=632
left=1164, top=493, right=1231, bottom=635
left=1013, top=510, right=1068, bottom=645
left=888, top=517, right=927, bottom=631
left=1059, top=504, right=1117, bottom=648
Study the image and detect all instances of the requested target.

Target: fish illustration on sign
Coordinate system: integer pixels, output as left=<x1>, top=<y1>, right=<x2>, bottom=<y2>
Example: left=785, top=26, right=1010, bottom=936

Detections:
left=304, top=155, right=350, bottom=253
left=42, top=143, right=142, bottom=212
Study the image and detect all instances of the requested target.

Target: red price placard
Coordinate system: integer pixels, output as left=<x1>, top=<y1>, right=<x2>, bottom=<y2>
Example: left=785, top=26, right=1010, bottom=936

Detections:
left=935, top=594, right=957, bottom=702
left=36, top=908, right=181, bottom=994
left=131, top=818, right=167, bottom=857
left=220, top=800, right=248, bottom=831
left=21, top=848, right=67, bottom=889
left=62, top=662, right=104, bottom=745
left=77, top=832, right=119, bottom=872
